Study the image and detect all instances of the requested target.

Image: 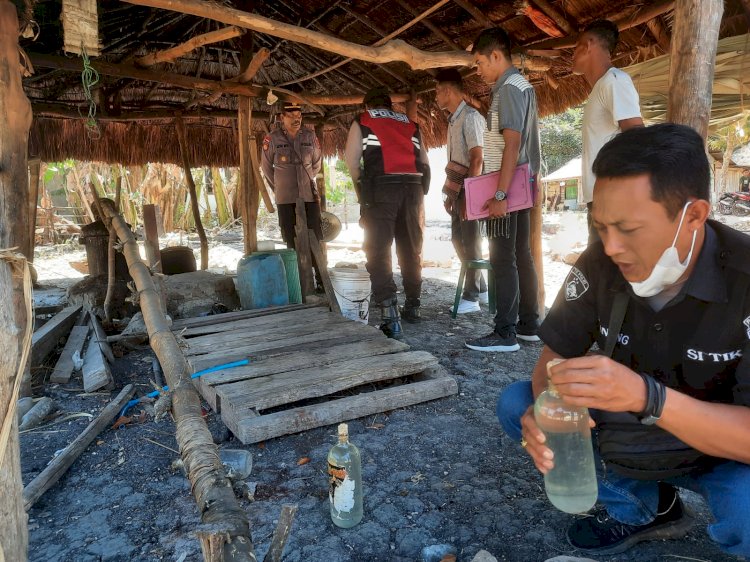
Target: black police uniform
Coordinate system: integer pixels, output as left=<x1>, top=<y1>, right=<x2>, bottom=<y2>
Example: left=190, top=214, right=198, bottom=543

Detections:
left=539, top=220, right=750, bottom=474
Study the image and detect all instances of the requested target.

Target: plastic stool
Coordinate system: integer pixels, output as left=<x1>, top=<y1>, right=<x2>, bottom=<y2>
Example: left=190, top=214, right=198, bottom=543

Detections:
left=452, top=259, right=495, bottom=319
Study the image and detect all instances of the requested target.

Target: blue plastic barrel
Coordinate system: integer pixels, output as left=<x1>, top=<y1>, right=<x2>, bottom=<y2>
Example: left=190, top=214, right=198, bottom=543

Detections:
left=236, top=253, right=289, bottom=309
left=252, top=249, right=302, bottom=305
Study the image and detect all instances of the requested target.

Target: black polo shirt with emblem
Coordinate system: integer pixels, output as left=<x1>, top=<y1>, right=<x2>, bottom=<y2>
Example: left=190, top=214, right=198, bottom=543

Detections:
left=539, top=220, right=750, bottom=408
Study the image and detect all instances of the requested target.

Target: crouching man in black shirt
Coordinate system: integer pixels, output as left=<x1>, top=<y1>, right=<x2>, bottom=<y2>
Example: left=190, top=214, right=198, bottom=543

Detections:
left=498, top=123, right=750, bottom=557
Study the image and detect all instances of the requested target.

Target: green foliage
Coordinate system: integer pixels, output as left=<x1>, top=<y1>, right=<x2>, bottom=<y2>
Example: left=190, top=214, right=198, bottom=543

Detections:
left=324, top=159, right=356, bottom=205
left=43, top=159, right=75, bottom=184
left=539, top=107, right=583, bottom=177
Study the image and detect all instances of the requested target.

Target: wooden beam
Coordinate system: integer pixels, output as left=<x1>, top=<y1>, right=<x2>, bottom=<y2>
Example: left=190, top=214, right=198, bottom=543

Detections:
left=23, top=385, right=135, bottom=510
left=235, top=46, right=270, bottom=84
left=30, top=52, right=264, bottom=97
left=392, top=0, right=462, bottom=51
left=174, top=116, right=209, bottom=269
left=135, top=26, right=243, bottom=67
left=531, top=0, right=575, bottom=36
left=452, top=0, right=494, bottom=28
left=527, top=0, right=675, bottom=50
left=32, top=103, right=261, bottom=121
left=666, top=0, right=723, bottom=140
left=31, top=305, right=82, bottom=368
left=122, top=0, right=473, bottom=70
left=646, top=15, right=671, bottom=52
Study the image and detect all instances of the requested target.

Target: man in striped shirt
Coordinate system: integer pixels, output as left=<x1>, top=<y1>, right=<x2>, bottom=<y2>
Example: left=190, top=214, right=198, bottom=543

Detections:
left=465, top=27, right=542, bottom=353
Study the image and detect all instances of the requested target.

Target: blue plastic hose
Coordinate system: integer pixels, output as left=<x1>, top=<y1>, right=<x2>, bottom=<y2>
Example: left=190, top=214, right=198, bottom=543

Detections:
left=119, top=359, right=249, bottom=418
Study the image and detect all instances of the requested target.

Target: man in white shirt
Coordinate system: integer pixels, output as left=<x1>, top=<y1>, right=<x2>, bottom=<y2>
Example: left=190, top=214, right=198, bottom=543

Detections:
left=573, top=19, right=643, bottom=245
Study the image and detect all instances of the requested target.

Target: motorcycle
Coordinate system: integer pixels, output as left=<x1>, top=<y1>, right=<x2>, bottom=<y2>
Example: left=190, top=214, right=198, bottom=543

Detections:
left=718, top=191, right=750, bottom=216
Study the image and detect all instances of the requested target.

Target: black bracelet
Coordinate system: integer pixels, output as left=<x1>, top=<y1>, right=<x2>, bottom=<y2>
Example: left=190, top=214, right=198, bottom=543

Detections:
left=638, top=374, right=666, bottom=425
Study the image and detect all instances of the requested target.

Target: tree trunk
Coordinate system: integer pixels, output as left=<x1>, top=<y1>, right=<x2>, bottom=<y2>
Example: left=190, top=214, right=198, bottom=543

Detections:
left=666, top=0, right=723, bottom=139
left=175, top=117, right=209, bottom=269
left=98, top=199, right=257, bottom=562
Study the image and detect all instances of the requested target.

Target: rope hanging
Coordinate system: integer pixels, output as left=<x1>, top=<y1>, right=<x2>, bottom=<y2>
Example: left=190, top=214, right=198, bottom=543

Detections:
left=79, top=43, right=100, bottom=140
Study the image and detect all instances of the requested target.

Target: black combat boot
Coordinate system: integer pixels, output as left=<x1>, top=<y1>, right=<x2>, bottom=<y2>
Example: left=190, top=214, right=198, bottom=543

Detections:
left=400, top=297, right=421, bottom=323
left=379, top=299, right=403, bottom=340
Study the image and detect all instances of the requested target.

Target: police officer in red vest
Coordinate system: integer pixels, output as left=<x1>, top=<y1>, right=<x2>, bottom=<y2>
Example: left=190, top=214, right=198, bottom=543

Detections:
left=344, top=87, right=430, bottom=339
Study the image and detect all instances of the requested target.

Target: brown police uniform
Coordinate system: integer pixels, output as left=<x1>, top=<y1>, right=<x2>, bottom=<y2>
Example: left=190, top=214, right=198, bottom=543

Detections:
left=260, top=124, right=324, bottom=254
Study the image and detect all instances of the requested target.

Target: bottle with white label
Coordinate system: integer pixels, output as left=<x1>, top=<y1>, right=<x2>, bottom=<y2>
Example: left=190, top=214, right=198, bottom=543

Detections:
left=534, top=358, right=598, bottom=514
left=327, top=423, right=363, bottom=528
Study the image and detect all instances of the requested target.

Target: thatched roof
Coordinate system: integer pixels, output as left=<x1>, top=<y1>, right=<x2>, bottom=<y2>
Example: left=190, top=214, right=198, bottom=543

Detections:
left=19, top=0, right=750, bottom=165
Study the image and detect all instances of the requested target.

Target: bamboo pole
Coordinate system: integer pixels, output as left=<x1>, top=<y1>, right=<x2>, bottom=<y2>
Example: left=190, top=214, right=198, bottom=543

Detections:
left=98, top=198, right=257, bottom=562
left=666, top=0, right=723, bottom=140
left=175, top=116, right=209, bottom=270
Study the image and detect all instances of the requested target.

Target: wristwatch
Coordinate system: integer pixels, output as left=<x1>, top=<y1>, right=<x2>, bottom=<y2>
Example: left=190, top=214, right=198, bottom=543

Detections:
left=494, top=190, right=507, bottom=201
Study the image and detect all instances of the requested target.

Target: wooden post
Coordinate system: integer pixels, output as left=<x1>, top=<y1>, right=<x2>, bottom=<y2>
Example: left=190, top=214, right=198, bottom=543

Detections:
left=27, top=159, right=41, bottom=263
left=530, top=203, right=546, bottom=322
left=238, top=96, right=259, bottom=255
left=142, top=204, right=163, bottom=273
left=294, top=199, right=315, bottom=297
left=0, top=252, right=31, bottom=562
left=174, top=116, right=209, bottom=270
left=666, top=0, right=723, bottom=139
left=0, top=0, right=32, bottom=259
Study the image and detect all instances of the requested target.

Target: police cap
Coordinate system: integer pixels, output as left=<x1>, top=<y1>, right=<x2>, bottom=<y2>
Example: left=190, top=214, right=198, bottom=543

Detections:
left=282, top=102, right=302, bottom=113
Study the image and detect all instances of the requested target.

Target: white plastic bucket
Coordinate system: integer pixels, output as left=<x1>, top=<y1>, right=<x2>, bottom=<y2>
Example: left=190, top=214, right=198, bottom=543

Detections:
left=329, top=268, right=371, bottom=324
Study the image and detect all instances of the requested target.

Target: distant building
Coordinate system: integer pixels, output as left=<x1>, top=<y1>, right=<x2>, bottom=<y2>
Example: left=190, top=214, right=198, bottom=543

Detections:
left=541, top=157, right=582, bottom=211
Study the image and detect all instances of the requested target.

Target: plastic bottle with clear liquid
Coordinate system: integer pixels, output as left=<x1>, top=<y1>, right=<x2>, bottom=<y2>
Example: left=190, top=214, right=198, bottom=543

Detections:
left=327, top=423, right=363, bottom=528
left=534, top=359, right=598, bottom=514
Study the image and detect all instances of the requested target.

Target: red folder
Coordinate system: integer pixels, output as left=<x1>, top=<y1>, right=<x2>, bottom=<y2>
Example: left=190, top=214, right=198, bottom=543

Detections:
left=464, top=163, right=534, bottom=220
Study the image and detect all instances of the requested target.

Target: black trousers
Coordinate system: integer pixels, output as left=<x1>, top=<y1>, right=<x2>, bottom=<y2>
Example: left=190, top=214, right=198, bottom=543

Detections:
left=277, top=201, right=324, bottom=284
left=362, top=181, right=424, bottom=305
left=488, top=209, right=539, bottom=335
left=450, top=191, right=487, bottom=301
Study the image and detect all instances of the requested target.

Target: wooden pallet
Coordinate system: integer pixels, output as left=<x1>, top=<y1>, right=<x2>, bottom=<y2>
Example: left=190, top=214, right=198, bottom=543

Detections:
left=175, top=305, right=458, bottom=444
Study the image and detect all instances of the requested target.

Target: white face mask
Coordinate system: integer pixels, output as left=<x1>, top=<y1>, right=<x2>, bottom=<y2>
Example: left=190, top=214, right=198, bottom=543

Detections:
left=629, top=201, right=697, bottom=298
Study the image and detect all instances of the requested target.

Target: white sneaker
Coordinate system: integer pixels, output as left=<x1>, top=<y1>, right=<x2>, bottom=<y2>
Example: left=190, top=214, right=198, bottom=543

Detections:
left=450, top=299, right=481, bottom=314
left=478, top=291, right=489, bottom=305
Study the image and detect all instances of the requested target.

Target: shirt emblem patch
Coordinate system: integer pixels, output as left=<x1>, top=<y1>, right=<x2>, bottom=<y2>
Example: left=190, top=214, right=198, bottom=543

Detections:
left=565, top=266, right=590, bottom=301
left=262, top=136, right=270, bottom=151
left=744, top=314, right=750, bottom=340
